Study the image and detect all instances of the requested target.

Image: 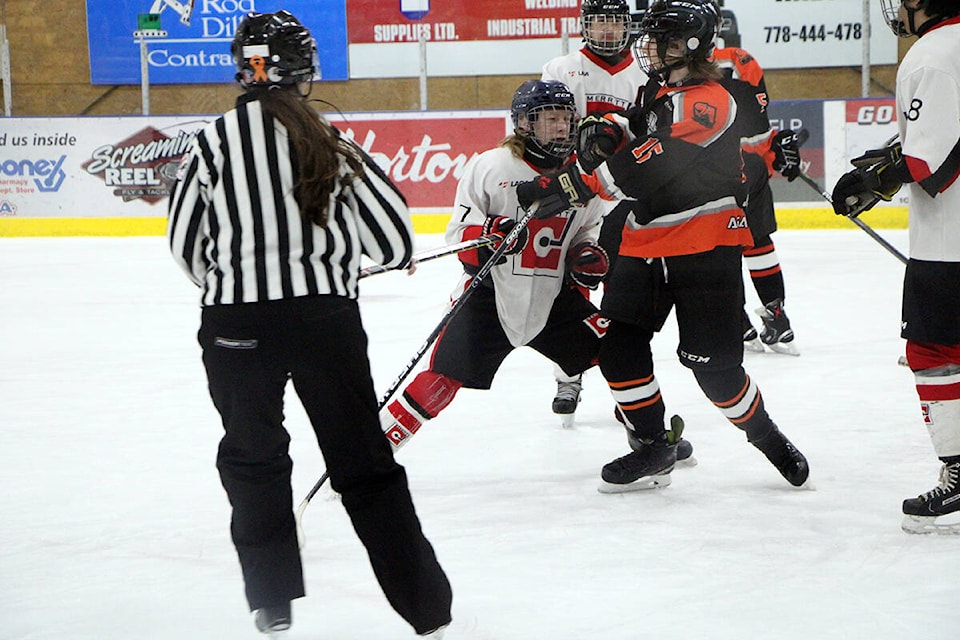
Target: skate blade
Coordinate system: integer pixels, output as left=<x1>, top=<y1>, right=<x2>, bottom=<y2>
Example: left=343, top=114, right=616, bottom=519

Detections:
left=744, top=337, right=766, bottom=353
left=598, top=473, right=672, bottom=494
left=675, top=455, right=698, bottom=468
left=766, top=341, right=800, bottom=356
left=902, top=513, right=960, bottom=535
left=559, top=413, right=576, bottom=429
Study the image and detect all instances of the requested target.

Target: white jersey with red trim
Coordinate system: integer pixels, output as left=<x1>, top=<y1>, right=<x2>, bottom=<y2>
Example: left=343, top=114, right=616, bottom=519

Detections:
left=541, top=47, right=647, bottom=119
left=896, top=16, right=960, bottom=262
left=446, top=146, right=604, bottom=347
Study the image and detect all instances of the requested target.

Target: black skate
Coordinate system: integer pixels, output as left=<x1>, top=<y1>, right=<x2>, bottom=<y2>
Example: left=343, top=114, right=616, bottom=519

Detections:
left=902, top=462, right=960, bottom=535
left=742, top=309, right=765, bottom=353
left=756, top=298, right=799, bottom=356
left=750, top=427, right=809, bottom=487
left=255, top=602, right=291, bottom=635
left=599, top=415, right=684, bottom=493
left=552, top=376, right=582, bottom=428
left=617, top=408, right=697, bottom=467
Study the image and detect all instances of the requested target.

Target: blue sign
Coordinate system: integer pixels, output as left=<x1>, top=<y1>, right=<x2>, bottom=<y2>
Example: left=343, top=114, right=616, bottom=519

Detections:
left=86, top=1, right=348, bottom=85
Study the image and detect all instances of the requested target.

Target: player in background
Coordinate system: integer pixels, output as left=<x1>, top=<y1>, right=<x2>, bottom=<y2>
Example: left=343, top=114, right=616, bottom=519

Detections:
left=540, top=0, right=648, bottom=424
left=516, top=0, right=810, bottom=493
left=166, top=11, right=452, bottom=636
left=833, top=0, right=960, bottom=534
left=378, top=80, right=614, bottom=455
left=713, top=41, right=804, bottom=356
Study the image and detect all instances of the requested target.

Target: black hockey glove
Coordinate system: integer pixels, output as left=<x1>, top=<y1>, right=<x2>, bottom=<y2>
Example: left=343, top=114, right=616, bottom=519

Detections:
left=566, top=241, right=609, bottom=290
left=771, top=129, right=806, bottom=182
left=831, top=142, right=908, bottom=218
left=516, top=165, right=595, bottom=219
left=576, top=114, right=625, bottom=173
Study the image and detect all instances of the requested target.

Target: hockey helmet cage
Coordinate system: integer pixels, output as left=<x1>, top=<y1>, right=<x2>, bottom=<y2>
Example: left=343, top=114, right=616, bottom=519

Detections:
left=634, top=0, right=719, bottom=79
left=581, top=0, right=633, bottom=56
left=880, top=0, right=960, bottom=37
left=232, top=10, right=318, bottom=88
left=511, top=80, right=578, bottom=160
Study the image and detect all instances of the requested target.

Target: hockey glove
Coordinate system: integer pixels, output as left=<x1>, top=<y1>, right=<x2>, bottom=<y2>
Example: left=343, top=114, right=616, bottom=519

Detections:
left=516, top=165, right=595, bottom=219
left=566, top=241, right=609, bottom=290
left=771, top=129, right=805, bottom=182
left=478, top=216, right=528, bottom=264
left=576, top=114, right=625, bottom=173
left=831, top=142, right=908, bottom=218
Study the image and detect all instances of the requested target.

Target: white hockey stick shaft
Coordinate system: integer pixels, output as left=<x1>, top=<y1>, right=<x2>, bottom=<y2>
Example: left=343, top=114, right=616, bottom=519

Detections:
left=358, top=233, right=504, bottom=279
left=295, top=206, right=540, bottom=546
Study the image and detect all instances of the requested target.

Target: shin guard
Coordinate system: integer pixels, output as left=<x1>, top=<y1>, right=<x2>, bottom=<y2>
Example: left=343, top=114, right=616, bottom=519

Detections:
left=382, top=371, right=463, bottom=451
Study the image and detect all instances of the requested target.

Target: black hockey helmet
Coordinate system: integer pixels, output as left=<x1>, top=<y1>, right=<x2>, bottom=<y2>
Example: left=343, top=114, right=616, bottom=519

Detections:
left=880, top=0, right=960, bottom=37
left=511, top=80, right=577, bottom=160
left=581, top=0, right=633, bottom=56
left=633, top=0, right=719, bottom=79
left=232, top=10, right=318, bottom=88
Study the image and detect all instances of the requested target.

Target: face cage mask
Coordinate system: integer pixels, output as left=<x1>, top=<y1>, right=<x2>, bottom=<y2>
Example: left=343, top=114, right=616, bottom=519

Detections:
left=583, top=13, right=633, bottom=56
left=521, top=104, right=577, bottom=160
left=879, top=0, right=912, bottom=36
left=633, top=34, right=687, bottom=82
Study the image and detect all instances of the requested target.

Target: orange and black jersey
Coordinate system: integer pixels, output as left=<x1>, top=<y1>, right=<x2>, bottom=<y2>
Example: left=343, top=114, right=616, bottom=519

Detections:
left=714, top=47, right=778, bottom=180
left=588, top=79, right=752, bottom=258
left=713, top=47, right=766, bottom=94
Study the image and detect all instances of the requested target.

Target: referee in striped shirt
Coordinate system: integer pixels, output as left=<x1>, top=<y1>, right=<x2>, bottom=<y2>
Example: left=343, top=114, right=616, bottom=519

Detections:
left=167, top=11, right=451, bottom=638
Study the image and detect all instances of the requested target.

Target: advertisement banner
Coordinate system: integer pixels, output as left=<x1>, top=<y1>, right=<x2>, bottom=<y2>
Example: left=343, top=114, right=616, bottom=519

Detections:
left=0, top=116, right=209, bottom=218
left=0, top=100, right=906, bottom=235
left=346, top=0, right=581, bottom=44
left=328, top=111, right=511, bottom=211
left=347, top=0, right=581, bottom=78
left=349, top=0, right=898, bottom=78
left=721, top=0, right=898, bottom=69
left=0, top=112, right=509, bottom=222
left=85, top=0, right=348, bottom=85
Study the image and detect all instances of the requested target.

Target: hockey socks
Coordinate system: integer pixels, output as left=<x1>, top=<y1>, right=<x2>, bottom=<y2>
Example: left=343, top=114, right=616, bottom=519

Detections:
left=694, top=366, right=809, bottom=486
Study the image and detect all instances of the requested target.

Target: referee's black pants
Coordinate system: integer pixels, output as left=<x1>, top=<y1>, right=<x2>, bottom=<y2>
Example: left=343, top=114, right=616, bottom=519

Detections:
left=199, top=295, right=452, bottom=634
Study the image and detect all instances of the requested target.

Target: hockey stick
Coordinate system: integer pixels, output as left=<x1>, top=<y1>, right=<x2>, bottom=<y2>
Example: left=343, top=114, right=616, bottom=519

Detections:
left=295, top=206, right=540, bottom=547
left=796, top=170, right=908, bottom=266
left=359, top=233, right=503, bottom=279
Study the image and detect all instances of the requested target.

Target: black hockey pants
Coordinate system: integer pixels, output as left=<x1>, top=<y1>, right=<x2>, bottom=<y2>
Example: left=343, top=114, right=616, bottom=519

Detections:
left=199, top=296, right=452, bottom=634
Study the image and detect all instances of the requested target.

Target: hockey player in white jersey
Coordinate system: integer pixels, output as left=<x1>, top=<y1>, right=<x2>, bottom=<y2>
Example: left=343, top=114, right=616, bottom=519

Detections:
left=541, top=0, right=648, bottom=424
left=542, top=0, right=647, bottom=119
left=834, top=0, right=960, bottom=534
left=378, top=80, right=614, bottom=452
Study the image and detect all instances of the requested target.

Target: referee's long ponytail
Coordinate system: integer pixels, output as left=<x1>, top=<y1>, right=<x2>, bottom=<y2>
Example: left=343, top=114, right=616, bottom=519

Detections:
left=250, top=87, right=364, bottom=229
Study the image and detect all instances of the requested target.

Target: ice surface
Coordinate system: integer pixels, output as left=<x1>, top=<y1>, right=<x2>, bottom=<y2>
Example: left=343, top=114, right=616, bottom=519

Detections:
left=2, top=230, right=956, bottom=639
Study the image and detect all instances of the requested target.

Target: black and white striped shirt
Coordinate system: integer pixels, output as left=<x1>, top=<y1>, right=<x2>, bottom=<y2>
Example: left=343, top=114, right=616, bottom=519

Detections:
left=167, top=94, right=413, bottom=306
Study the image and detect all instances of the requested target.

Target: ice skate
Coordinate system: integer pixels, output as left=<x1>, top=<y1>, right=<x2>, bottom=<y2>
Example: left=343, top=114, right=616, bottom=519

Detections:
left=254, top=602, right=291, bottom=636
left=552, top=375, right=582, bottom=429
left=599, top=415, right=684, bottom=493
left=750, top=427, right=809, bottom=487
left=742, top=309, right=765, bottom=353
left=674, top=437, right=697, bottom=467
left=756, top=298, right=799, bottom=356
left=617, top=408, right=697, bottom=467
left=419, top=623, right=449, bottom=638
left=902, top=462, right=960, bottom=535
